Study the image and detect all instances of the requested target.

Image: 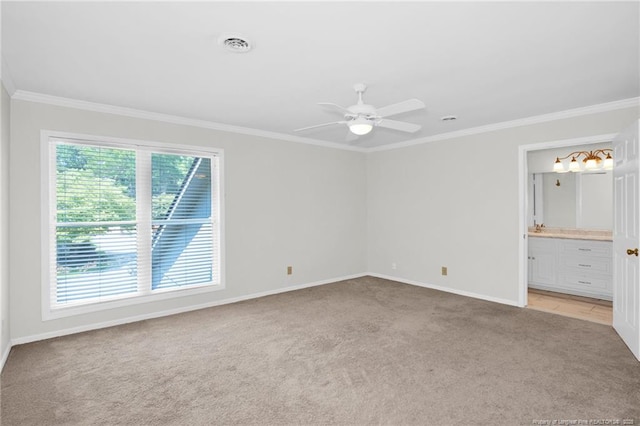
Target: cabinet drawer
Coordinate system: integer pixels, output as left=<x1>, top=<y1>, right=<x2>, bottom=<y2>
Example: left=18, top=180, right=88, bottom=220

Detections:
left=560, top=255, right=612, bottom=274
left=558, top=272, right=611, bottom=291
left=559, top=240, right=611, bottom=257
left=529, top=237, right=558, bottom=251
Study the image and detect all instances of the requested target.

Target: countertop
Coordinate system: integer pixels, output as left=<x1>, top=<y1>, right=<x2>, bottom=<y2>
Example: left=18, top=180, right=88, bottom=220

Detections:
left=528, top=227, right=612, bottom=241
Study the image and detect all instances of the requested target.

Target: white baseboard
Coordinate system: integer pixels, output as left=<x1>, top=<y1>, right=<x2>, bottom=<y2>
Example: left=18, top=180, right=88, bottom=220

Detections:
left=10, top=273, right=367, bottom=346
left=0, top=341, right=11, bottom=372
left=367, top=272, right=521, bottom=307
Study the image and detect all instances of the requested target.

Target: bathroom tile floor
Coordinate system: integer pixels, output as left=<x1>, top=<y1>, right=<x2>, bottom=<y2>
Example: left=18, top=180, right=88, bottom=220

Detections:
left=527, top=288, right=612, bottom=326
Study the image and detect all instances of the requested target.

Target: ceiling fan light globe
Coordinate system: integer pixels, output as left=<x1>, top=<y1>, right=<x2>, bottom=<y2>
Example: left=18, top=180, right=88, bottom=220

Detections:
left=569, top=158, right=580, bottom=172
left=349, top=117, right=373, bottom=135
left=553, top=158, right=565, bottom=173
left=604, top=155, right=614, bottom=170
left=584, top=158, right=598, bottom=170
left=349, top=123, right=373, bottom=135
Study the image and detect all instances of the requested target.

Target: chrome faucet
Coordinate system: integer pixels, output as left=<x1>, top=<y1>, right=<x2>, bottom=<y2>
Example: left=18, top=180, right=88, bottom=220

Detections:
left=534, top=223, right=545, bottom=233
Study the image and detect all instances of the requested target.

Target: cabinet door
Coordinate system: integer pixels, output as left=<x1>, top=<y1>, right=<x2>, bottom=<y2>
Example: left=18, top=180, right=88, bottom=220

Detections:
left=531, top=251, right=557, bottom=285
left=529, top=238, right=557, bottom=286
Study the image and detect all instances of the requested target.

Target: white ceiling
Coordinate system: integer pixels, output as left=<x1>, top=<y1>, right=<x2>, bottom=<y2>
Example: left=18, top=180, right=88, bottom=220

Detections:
left=2, top=1, right=639, bottom=149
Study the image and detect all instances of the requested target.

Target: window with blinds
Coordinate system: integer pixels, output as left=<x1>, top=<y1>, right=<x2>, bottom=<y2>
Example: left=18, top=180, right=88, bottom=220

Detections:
left=46, top=136, right=222, bottom=314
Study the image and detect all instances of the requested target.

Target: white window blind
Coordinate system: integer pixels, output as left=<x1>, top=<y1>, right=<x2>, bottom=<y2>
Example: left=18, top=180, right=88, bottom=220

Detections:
left=49, top=138, right=221, bottom=311
left=151, top=154, right=217, bottom=290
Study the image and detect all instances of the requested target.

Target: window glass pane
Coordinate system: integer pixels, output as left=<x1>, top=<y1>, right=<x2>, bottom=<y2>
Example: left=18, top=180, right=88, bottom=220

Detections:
left=55, top=143, right=138, bottom=305
left=57, top=143, right=136, bottom=223
left=151, top=155, right=213, bottom=290
left=152, top=223, right=213, bottom=289
left=56, top=225, right=138, bottom=304
left=152, top=155, right=211, bottom=220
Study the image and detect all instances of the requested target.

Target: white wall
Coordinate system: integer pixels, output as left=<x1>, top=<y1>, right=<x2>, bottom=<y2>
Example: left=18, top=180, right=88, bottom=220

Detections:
left=9, top=99, right=367, bottom=341
left=7, top=97, right=639, bottom=342
left=366, top=107, right=639, bottom=304
left=1, top=83, right=10, bottom=361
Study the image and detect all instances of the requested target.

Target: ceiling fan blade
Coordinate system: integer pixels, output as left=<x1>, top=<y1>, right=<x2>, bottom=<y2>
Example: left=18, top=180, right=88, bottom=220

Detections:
left=294, top=121, right=346, bottom=132
left=318, top=103, right=351, bottom=115
left=376, top=119, right=422, bottom=133
left=376, top=99, right=425, bottom=118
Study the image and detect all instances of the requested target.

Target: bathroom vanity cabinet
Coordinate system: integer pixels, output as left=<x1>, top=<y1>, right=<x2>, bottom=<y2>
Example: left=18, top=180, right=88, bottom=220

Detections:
left=528, top=236, right=612, bottom=300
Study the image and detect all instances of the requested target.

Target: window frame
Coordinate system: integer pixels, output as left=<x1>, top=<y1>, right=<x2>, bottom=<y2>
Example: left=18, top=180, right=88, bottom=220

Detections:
left=40, top=130, right=225, bottom=320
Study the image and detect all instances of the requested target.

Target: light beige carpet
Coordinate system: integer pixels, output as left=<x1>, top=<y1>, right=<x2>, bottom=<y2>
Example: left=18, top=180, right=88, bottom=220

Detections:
left=2, top=276, right=639, bottom=425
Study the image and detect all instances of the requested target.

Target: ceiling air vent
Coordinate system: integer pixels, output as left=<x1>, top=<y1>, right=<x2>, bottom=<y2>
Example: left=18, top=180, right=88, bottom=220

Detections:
left=219, top=34, right=252, bottom=53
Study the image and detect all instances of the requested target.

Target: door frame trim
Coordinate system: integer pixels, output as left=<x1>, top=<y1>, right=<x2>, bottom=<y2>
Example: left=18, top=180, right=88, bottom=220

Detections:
left=518, top=133, right=617, bottom=307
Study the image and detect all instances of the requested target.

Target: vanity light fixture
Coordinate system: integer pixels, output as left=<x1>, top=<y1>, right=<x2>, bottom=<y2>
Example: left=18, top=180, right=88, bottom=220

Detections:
left=553, top=149, right=613, bottom=173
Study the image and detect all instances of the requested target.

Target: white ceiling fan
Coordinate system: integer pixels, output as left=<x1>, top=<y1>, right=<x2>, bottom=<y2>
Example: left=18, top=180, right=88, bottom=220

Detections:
left=295, top=83, right=425, bottom=138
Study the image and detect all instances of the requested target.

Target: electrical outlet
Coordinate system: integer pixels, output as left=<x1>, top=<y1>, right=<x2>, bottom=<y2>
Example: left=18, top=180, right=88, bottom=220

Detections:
left=441, top=266, right=448, bottom=276
left=287, top=266, right=292, bottom=275
left=391, top=263, right=397, bottom=270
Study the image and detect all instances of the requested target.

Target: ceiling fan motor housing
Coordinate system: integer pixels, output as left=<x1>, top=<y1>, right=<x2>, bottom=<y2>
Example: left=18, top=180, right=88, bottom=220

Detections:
left=347, top=104, right=378, bottom=125
left=348, top=104, right=376, bottom=115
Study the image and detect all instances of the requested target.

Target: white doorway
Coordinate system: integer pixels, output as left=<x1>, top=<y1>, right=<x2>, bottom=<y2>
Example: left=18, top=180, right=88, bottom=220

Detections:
left=519, top=127, right=640, bottom=361
left=519, top=133, right=617, bottom=307
left=612, top=122, right=640, bottom=360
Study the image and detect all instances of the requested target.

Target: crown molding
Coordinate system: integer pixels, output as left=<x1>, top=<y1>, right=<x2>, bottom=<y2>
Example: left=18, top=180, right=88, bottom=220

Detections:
left=369, top=97, right=640, bottom=152
left=11, top=90, right=367, bottom=153
left=11, top=90, right=638, bottom=154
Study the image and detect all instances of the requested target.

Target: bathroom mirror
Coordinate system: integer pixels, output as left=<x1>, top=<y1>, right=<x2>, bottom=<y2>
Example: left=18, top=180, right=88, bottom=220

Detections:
left=529, top=171, right=612, bottom=230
